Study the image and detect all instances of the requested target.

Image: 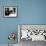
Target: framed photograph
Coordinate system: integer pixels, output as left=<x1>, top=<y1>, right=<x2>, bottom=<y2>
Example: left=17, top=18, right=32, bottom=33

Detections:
left=4, top=6, right=17, bottom=17
left=18, top=24, right=46, bottom=42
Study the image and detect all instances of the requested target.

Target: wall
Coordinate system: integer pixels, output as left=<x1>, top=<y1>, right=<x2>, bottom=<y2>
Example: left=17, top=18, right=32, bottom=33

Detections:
left=0, top=0, right=46, bottom=45
left=0, top=0, right=18, bottom=44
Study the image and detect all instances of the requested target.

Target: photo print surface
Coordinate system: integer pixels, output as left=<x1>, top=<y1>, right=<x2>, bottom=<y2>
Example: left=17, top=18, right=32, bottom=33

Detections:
left=18, top=25, right=46, bottom=41
left=4, top=6, right=17, bottom=17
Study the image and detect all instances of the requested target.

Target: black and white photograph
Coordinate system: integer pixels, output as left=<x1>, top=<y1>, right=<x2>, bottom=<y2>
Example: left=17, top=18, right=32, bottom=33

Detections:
left=18, top=25, right=46, bottom=41
left=4, top=6, right=17, bottom=17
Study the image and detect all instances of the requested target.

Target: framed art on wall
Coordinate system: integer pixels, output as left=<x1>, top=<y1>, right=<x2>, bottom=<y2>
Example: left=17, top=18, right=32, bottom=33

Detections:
left=4, top=6, right=17, bottom=17
left=18, top=24, right=46, bottom=42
